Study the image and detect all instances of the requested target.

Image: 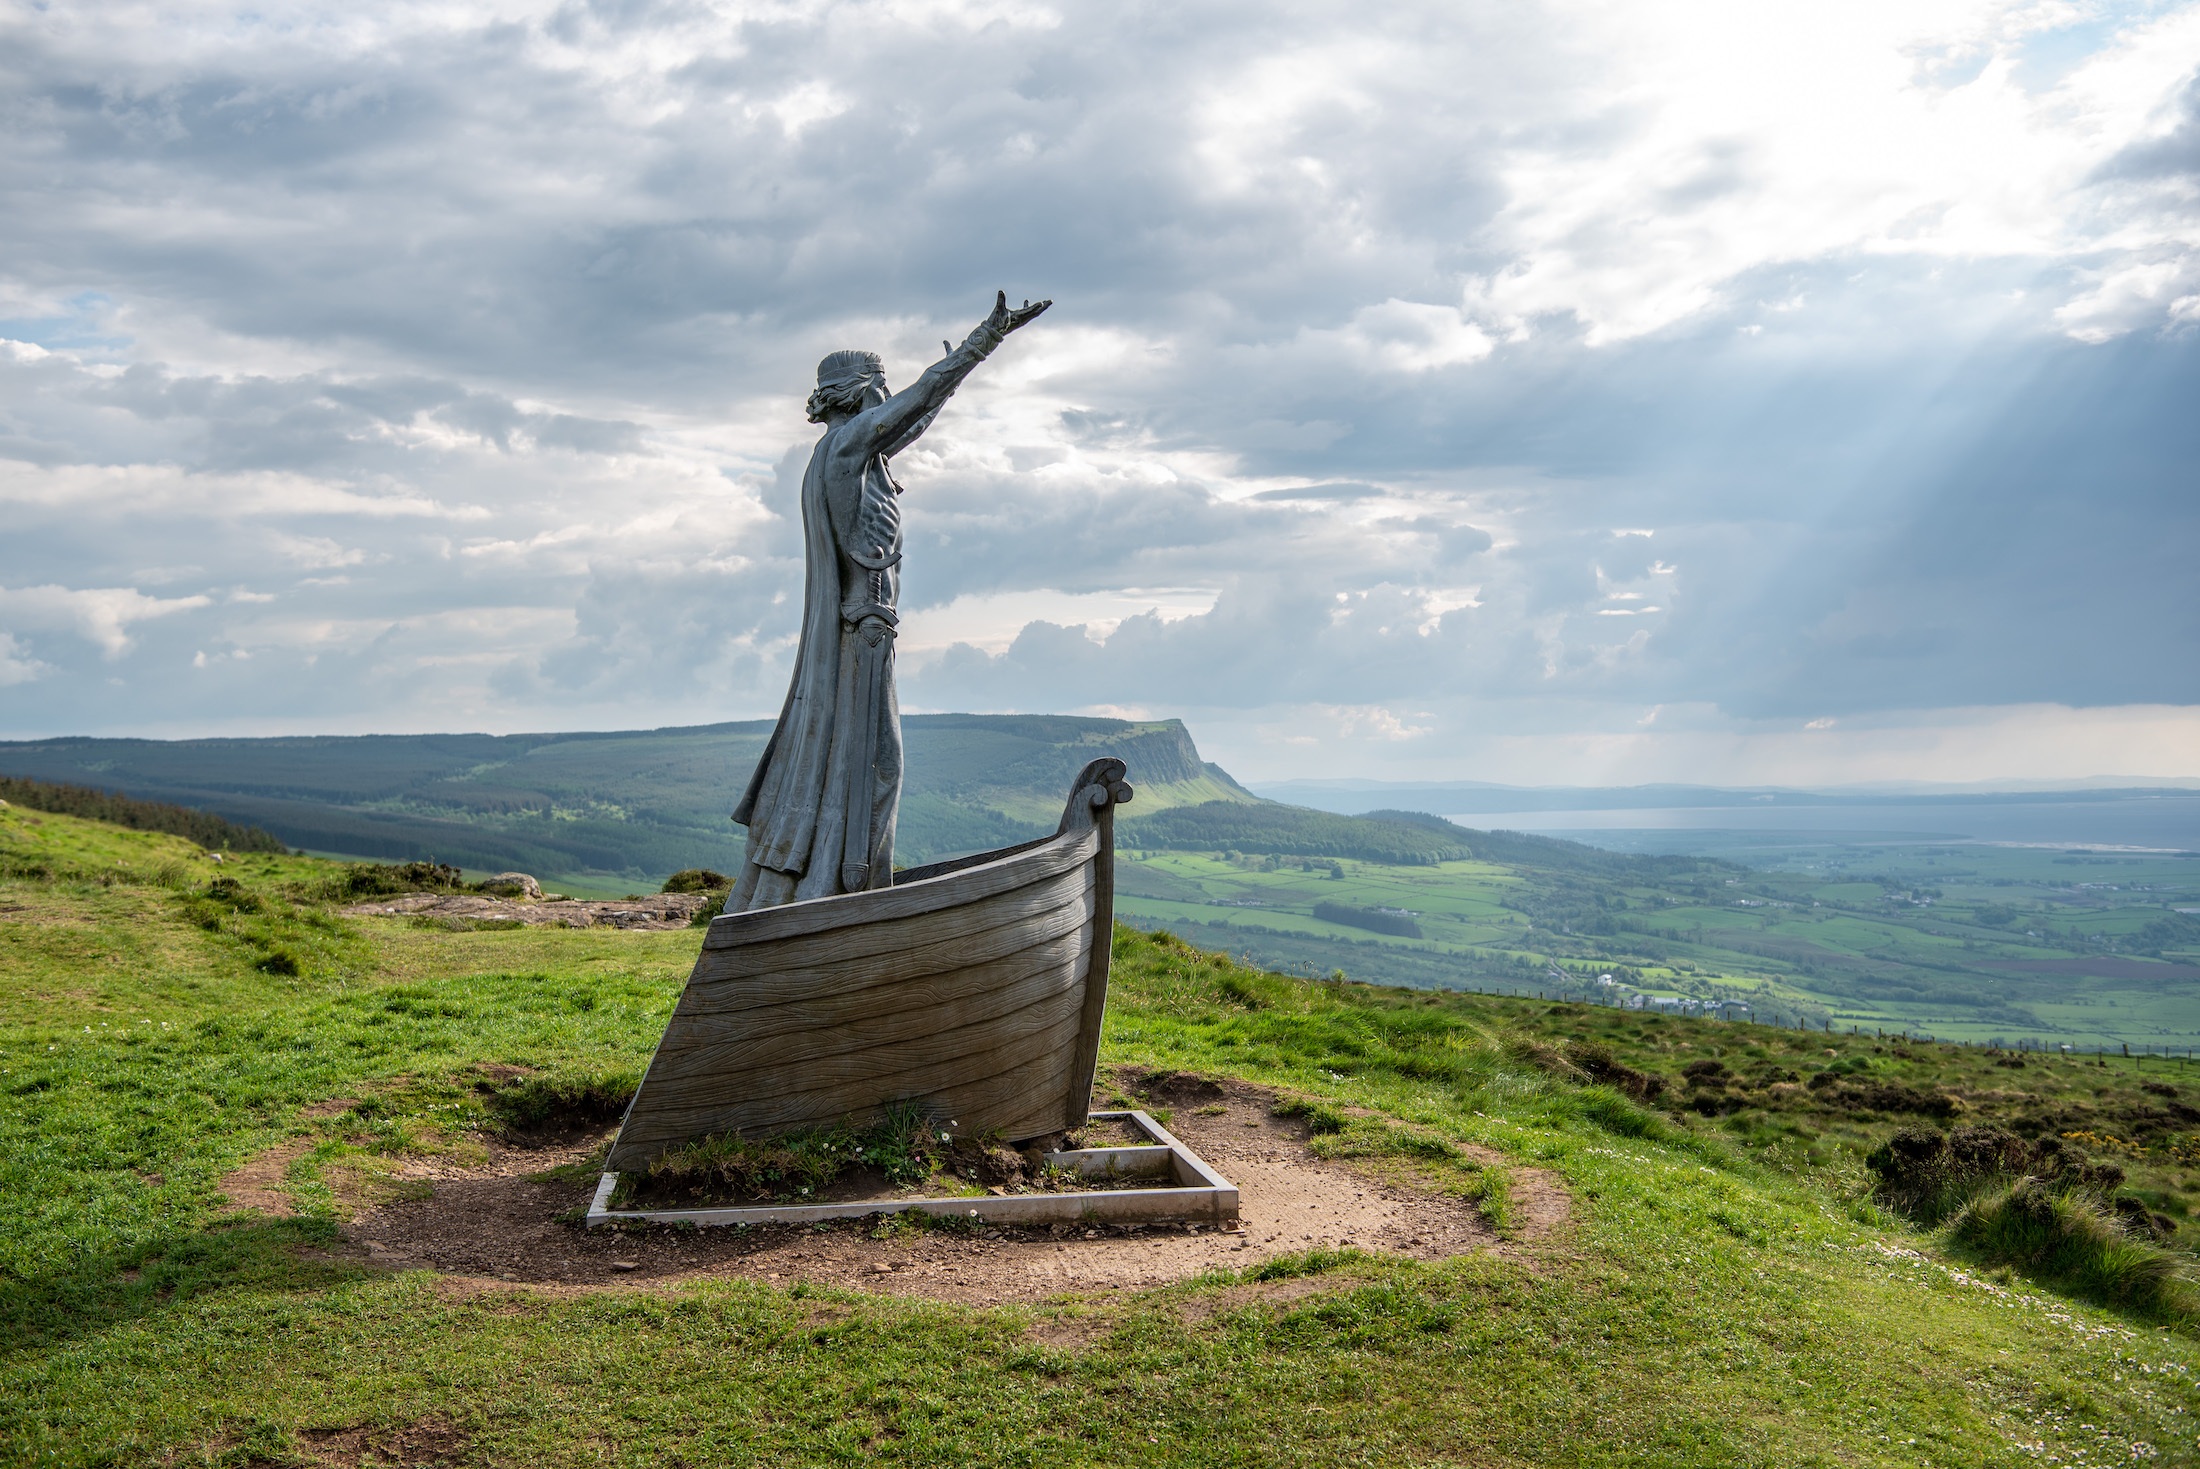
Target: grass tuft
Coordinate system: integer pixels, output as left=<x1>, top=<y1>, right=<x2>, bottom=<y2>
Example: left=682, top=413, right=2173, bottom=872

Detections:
left=1944, top=1178, right=2197, bottom=1319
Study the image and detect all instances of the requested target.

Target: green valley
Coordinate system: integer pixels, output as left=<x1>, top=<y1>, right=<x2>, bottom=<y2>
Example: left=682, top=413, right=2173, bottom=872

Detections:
left=1112, top=834, right=2200, bottom=1050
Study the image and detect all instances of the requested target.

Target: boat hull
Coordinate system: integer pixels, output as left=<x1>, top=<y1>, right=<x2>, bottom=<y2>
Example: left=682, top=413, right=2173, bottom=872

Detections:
left=605, top=759, right=1130, bottom=1171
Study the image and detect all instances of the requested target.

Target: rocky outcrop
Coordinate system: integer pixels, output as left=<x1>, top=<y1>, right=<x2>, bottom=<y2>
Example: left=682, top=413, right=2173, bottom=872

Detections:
left=478, top=872, right=543, bottom=899
left=340, top=891, right=704, bottom=930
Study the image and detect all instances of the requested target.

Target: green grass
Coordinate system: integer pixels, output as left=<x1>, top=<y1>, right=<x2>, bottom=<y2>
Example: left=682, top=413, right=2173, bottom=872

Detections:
left=8, top=806, right=2200, bottom=1465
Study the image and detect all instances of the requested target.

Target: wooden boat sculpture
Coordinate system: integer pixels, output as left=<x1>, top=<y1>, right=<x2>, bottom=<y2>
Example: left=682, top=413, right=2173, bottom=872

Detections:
left=604, top=758, right=1134, bottom=1171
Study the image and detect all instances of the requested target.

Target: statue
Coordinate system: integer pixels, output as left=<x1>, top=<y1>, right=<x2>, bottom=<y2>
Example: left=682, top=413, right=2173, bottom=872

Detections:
left=727, top=291, right=1052, bottom=913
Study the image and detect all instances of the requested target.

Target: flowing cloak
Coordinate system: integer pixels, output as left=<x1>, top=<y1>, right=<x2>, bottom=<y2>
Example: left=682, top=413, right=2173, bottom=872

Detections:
left=727, top=322, right=1004, bottom=912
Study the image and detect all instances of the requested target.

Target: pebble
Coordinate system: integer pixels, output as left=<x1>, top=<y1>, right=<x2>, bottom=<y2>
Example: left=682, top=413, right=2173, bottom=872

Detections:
left=610, top=1260, right=639, bottom=1272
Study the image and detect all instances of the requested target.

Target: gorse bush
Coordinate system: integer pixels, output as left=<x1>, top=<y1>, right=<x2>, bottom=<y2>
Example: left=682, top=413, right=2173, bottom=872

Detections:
left=661, top=868, right=731, bottom=894
left=1867, top=1126, right=2125, bottom=1228
left=325, top=860, right=472, bottom=899
left=1559, top=1040, right=1667, bottom=1103
left=1865, top=1123, right=2195, bottom=1318
left=689, top=888, right=732, bottom=927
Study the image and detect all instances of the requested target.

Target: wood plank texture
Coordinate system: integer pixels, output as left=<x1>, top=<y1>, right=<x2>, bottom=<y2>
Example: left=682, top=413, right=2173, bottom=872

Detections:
left=675, top=873, right=1093, bottom=1014
left=652, top=924, right=1088, bottom=1054
left=608, top=1033, right=1077, bottom=1166
left=626, top=1010, right=1080, bottom=1137
left=702, top=826, right=1096, bottom=950
left=605, top=759, right=1132, bottom=1171
left=639, top=943, right=1087, bottom=1092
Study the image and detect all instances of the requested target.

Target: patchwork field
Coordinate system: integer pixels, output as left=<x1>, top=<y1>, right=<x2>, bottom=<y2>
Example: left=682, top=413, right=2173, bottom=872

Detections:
left=1113, top=839, right=2200, bottom=1050
left=9, top=803, right=2200, bottom=1465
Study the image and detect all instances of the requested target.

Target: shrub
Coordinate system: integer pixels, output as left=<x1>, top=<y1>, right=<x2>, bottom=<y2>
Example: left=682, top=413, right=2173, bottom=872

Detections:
left=1510, top=1038, right=1667, bottom=1105
left=1572, top=1042, right=1667, bottom=1102
left=1821, top=1081, right=1959, bottom=1118
left=1867, top=1126, right=2125, bottom=1227
left=662, top=868, right=731, bottom=894
left=330, top=861, right=470, bottom=899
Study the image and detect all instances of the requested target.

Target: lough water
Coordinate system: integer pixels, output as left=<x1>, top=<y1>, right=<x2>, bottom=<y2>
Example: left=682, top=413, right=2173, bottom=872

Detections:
left=1439, top=796, right=2200, bottom=854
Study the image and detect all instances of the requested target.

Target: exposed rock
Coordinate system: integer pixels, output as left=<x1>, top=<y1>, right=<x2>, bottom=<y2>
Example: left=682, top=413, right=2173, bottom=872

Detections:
left=339, top=891, right=706, bottom=930
left=478, top=872, right=543, bottom=899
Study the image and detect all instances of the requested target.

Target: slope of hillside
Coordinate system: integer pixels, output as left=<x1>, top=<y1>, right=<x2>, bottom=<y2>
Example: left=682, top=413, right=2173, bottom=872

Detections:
left=5, top=804, right=2199, bottom=1466
left=0, top=715, right=1255, bottom=885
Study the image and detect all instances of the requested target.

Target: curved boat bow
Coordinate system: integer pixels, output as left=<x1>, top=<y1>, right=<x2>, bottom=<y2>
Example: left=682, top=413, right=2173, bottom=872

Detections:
left=605, top=758, right=1133, bottom=1171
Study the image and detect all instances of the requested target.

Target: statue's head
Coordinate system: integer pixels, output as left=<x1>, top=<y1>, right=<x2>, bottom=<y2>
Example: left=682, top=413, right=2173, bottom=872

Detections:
left=806, top=350, right=887, bottom=423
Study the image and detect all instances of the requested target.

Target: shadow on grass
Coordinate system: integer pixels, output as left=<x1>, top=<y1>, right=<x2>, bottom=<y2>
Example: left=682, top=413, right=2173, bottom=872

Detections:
left=0, top=1214, right=372, bottom=1358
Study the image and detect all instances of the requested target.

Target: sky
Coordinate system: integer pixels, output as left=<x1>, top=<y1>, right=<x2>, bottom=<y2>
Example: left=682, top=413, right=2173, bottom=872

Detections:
left=1, top=0, right=2196, bottom=788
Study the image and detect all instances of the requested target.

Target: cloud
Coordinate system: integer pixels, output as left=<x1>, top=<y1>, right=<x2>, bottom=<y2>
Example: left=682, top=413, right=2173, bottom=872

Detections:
left=0, top=584, right=213, bottom=659
left=0, top=631, right=47, bottom=687
left=0, top=0, right=2194, bottom=781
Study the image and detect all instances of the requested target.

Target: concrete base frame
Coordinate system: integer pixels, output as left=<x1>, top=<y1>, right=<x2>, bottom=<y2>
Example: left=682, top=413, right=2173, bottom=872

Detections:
left=584, top=1110, right=1239, bottom=1230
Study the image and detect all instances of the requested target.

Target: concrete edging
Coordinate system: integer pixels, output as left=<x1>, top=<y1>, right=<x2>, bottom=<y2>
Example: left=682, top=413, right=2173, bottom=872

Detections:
left=584, top=1110, right=1239, bottom=1229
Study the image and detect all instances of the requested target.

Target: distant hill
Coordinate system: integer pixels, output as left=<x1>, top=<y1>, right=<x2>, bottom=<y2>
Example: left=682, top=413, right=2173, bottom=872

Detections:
left=0, top=774, right=286, bottom=854
left=0, top=715, right=1255, bottom=886
left=1120, top=801, right=1474, bottom=865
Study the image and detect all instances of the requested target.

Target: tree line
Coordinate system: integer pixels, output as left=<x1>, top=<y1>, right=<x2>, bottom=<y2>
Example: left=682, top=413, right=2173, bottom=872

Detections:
left=0, top=775, right=287, bottom=853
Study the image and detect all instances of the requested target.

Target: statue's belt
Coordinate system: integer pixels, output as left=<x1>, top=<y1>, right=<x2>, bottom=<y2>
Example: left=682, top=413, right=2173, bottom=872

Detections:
left=840, top=602, right=898, bottom=629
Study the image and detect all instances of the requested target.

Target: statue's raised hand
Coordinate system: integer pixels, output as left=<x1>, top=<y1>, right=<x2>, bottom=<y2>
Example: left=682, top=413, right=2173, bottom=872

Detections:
left=986, top=289, right=1051, bottom=336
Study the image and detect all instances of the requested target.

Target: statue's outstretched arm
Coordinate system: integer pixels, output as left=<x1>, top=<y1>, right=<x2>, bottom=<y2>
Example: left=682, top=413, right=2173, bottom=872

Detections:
left=860, top=291, right=1050, bottom=460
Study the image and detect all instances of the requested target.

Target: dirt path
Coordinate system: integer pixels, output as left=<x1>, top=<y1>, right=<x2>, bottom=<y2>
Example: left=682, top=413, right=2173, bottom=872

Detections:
left=333, top=1076, right=1568, bottom=1305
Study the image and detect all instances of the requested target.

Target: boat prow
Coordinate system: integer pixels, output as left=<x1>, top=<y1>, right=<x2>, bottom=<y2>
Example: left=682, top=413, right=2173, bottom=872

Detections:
left=605, top=758, right=1133, bottom=1171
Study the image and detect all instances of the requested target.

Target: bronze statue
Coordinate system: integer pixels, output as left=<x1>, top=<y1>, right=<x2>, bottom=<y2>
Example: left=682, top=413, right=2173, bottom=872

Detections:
left=728, top=291, right=1051, bottom=912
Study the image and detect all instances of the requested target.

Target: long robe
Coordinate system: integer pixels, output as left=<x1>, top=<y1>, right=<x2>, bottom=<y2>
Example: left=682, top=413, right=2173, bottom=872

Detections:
left=728, top=325, right=1002, bottom=912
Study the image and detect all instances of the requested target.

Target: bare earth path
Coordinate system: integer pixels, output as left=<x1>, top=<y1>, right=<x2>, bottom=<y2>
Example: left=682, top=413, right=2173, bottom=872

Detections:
left=313, top=1077, right=1569, bottom=1306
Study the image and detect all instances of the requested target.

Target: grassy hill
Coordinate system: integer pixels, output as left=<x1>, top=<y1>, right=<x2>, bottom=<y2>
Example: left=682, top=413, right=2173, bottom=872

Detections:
left=7, top=802, right=2200, bottom=1465
left=0, top=715, right=1256, bottom=890
left=9, top=714, right=2198, bottom=1046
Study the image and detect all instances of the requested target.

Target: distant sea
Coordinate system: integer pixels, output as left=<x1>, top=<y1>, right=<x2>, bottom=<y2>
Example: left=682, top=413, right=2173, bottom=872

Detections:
left=1438, top=797, right=2200, bottom=855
